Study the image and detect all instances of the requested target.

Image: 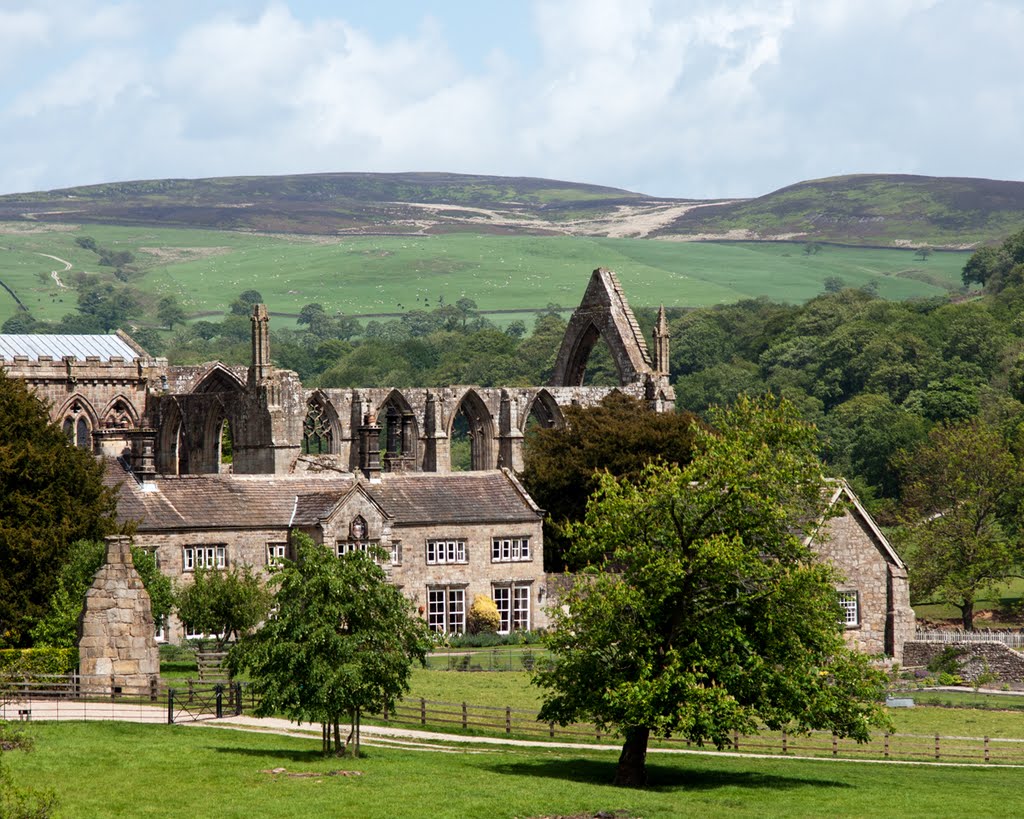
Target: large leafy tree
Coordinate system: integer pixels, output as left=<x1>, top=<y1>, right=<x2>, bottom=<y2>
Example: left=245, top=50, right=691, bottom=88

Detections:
left=519, top=393, right=702, bottom=570
left=895, top=420, right=1024, bottom=630
left=534, top=396, right=889, bottom=787
left=0, top=371, right=118, bottom=646
left=228, top=533, right=430, bottom=756
left=176, top=566, right=272, bottom=648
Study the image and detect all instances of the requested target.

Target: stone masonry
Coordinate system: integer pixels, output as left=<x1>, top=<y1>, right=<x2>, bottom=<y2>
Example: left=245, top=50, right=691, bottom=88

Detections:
left=78, top=535, right=159, bottom=695
left=903, top=641, right=1024, bottom=684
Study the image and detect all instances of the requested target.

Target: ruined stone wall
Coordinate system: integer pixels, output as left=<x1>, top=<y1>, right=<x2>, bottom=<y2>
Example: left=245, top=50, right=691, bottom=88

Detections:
left=78, top=536, right=160, bottom=695
left=903, top=641, right=1024, bottom=684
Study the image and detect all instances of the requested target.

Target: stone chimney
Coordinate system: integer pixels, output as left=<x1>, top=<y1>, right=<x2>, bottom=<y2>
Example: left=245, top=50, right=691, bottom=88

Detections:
left=78, top=536, right=160, bottom=696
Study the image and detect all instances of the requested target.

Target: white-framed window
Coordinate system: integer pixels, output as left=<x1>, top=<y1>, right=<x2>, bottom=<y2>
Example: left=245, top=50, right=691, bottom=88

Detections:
left=184, top=624, right=223, bottom=641
left=491, top=537, right=531, bottom=563
left=336, top=540, right=402, bottom=567
left=493, top=584, right=531, bottom=633
left=266, top=542, right=288, bottom=566
left=427, top=587, right=466, bottom=633
left=426, top=539, right=467, bottom=565
left=838, top=590, right=859, bottom=628
left=183, top=545, right=226, bottom=572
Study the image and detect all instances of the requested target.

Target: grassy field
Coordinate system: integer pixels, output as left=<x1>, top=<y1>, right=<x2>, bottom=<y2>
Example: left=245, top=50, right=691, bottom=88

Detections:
left=3, top=720, right=1022, bottom=818
left=0, top=223, right=970, bottom=326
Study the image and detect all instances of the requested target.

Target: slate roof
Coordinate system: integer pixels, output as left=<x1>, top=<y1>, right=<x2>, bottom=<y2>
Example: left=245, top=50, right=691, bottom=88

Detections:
left=108, top=460, right=542, bottom=532
left=0, top=333, right=142, bottom=362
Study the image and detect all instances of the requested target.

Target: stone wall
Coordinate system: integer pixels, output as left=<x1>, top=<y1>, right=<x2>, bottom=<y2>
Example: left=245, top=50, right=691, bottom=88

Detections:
left=903, top=641, right=1024, bottom=683
left=78, top=536, right=160, bottom=695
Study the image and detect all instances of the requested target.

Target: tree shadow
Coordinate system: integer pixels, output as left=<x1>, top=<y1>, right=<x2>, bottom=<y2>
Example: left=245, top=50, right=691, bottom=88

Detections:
left=486, top=758, right=852, bottom=793
left=209, top=745, right=329, bottom=764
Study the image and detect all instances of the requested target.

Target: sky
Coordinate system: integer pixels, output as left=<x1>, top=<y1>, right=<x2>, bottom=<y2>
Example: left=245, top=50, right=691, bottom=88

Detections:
left=2, top=0, right=1023, bottom=199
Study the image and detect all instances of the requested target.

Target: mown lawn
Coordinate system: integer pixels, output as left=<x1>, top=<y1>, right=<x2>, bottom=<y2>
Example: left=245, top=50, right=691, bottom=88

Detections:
left=4, top=721, right=1023, bottom=818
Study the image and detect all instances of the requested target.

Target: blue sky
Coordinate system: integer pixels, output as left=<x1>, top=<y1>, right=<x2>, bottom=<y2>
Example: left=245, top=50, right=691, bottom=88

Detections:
left=2, top=1, right=1022, bottom=199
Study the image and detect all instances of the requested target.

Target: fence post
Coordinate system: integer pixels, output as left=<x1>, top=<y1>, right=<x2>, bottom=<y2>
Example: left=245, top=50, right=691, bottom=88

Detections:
left=734, top=730, right=740, bottom=752
left=462, top=702, right=467, bottom=729
left=984, top=736, right=990, bottom=763
left=832, top=734, right=837, bottom=757
left=383, top=704, right=389, bottom=722
left=884, top=732, right=889, bottom=760
left=506, top=706, right=511, bottom=735
left=420, top=698, right=426, bottom=727
left=935, top=734, right=940, bottom=761
left=167, top=688, right=175, bottom=724
left=549, top=722, right=555, bottom=739
left=234, top=682, right=243, bottom=716
left=782, top=730, right=787, bottom=755
left=215, top=684, right=223, bottom=719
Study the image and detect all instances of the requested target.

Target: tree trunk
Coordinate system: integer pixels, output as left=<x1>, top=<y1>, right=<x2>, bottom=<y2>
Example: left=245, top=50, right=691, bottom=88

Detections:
left=334, top=719, right=343, bottom=757
left=613, top=726, right=650, bottom=787
left=960, top=599, right=975, bottom=631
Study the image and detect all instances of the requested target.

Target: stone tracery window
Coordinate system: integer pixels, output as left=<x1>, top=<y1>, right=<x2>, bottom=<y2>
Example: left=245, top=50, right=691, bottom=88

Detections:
left=302, top=400, right=333, bottom=454
left=62, top=400, right=92, bottom=449
left=104, top=399, right=134, bottom=429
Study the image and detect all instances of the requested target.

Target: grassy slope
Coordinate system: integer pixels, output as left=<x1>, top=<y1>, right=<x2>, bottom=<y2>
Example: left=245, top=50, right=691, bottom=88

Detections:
left=5, top=721, right=1023, bottom=818
left=0, top=224, right=969, bottom=326
left=656, top=174, right=1024, bottom=247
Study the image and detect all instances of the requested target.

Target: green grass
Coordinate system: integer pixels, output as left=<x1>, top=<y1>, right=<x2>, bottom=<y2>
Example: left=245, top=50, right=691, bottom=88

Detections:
left=0, top=224, right=970, bottom=326
left=4, top=721, right=1023, bottom=818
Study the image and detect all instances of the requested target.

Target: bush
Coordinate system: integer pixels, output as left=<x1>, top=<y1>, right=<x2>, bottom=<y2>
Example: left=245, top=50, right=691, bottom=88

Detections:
left=0, top=648, right=77, bottom=675
left=927, top=647, right=965, bottom=676
left=466, top=595, right=500, bottom=635
left=443, top=630, right=544, bottom=648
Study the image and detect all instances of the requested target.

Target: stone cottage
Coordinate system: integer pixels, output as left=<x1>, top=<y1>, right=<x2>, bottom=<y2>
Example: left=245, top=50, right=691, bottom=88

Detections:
left=812, top=480, right=915, bottom=662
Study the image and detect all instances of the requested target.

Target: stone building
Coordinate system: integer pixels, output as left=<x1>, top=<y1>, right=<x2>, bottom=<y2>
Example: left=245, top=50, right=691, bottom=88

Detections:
left=1, top=267, right=915, bottom=658
left=812, top=480, right=915, bottom=662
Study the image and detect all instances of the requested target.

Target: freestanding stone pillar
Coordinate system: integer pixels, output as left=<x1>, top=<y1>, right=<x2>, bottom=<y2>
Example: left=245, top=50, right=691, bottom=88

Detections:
left=78, top=536, right=160, bottom=695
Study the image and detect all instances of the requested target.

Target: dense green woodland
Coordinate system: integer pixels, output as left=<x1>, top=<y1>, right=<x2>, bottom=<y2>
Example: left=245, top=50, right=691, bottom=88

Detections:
left=5, top=230, right=1024, bottom=512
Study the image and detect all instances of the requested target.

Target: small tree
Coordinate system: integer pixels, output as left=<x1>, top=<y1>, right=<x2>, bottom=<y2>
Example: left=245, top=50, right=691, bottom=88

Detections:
left=534, top=396, right=889, bottom=787
left=157, top=295, right=186, bottom=330
left=895, top=420, right=1024, bottom=630
left=915, top=247, right=933, bottom=262
left=467, top=594, right=500, bottom=635
left=228, top=533, right=431, bottom=756
left=176, top=566, right=272, bottom=648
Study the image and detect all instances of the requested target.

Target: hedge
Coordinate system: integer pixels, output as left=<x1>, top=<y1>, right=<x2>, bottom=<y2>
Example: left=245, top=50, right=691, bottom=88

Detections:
left=0, top=647, right=78, bottom=675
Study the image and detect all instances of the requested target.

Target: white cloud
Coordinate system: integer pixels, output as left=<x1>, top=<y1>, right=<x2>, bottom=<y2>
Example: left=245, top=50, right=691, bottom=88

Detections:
left=1, top=0, right=1023, bottom=197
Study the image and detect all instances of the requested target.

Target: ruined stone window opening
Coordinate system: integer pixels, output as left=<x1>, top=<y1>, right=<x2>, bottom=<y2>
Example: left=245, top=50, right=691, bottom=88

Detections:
left=183, top=545, right=227, bottom=572
left=426, top=539, right=467, bottom=565
left=377, top=398, right=417, bottom=472
left=302, top=400, right=333, bottom=455
left=491, top=537, right=531, bottom=562
left=493, top=584, right=531, bottom=633
left=427, top=586, right=466, bottom=633
left=838, top=590, right=860, bottom=628
left=451, top=391, right=493, bottom=471
left=219, top=418, right=233, bottom=470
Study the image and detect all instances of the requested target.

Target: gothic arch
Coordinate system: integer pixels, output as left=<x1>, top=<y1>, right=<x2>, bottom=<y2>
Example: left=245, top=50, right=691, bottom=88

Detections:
left=303, top=391, right=341, bottom=455
left=550, top=267, right=655, bottom=388
left=57, top=394, right=98, bottom=450
left=522, top=389, right=565, bottom=432
left=157, top=400, right=185, bottom=475
left=449, top=389, right=496, bottom=471
left=201, top=398, right=236, bottom=474
left=100, top=395, right=140, bottom=429
left=374, top=389, right=419, bottom=472
left=191, top=364, right=245, bottom=394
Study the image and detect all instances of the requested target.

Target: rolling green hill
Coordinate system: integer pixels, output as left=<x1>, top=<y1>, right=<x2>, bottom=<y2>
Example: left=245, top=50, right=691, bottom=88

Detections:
left=1, top=171, right=1022, bottom=248
left=652, top=174, right=1024, bottom=247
